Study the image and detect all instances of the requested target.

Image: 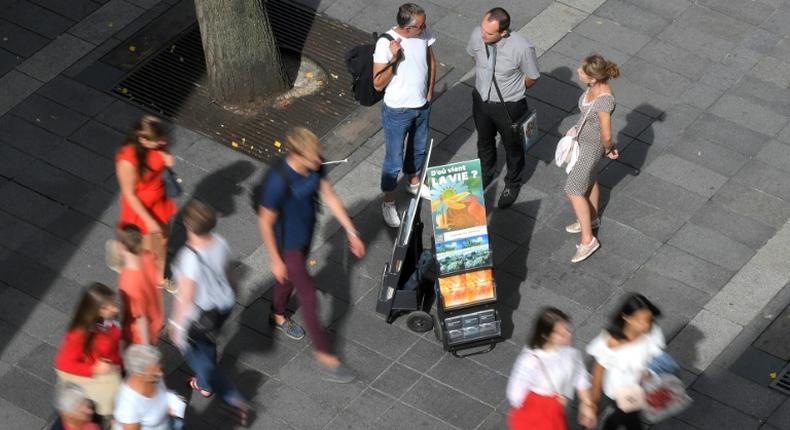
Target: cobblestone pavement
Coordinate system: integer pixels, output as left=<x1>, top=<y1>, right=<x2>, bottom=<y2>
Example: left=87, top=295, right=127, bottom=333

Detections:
left=1, top=0, right=789, bottom=429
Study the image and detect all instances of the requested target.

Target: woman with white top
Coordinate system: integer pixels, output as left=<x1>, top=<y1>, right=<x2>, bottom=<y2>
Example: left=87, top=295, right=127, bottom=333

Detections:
left=586, top=293, right=664, bottom=430
left=507, top=307, right=597, bottom=430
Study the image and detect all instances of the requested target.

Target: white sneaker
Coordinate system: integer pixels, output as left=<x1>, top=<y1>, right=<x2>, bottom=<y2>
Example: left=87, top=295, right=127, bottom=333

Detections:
left=382, top=201, right=400, bottom=228
left=407, top=182, right=431, bottom=200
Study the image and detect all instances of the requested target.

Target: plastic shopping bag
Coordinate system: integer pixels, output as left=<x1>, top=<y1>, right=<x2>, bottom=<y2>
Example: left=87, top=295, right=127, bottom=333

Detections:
left=641, top=374, right=693, bottom=423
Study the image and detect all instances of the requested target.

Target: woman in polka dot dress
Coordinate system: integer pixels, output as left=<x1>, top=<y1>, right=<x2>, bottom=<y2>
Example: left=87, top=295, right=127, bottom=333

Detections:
left=565, top=55, right=620, bottom=263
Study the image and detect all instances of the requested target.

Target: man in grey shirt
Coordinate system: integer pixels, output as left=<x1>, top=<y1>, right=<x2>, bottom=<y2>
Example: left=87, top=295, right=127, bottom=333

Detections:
left=467, top=7, right=539, bottom=208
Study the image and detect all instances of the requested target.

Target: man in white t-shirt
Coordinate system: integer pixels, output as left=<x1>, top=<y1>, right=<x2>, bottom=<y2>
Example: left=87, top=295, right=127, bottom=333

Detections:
left=372, top=3, right=436, bottom=228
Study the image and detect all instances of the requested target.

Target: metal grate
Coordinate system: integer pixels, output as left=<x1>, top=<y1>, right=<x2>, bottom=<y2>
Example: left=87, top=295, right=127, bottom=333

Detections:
left=108, top=0, right=370, bottom=162
left=771, top=362, right=790, bottom=395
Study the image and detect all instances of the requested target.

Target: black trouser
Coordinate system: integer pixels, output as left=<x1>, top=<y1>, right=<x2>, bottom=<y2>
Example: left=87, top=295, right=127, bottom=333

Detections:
left=472, top=89, right=528, bottom=188
left=602, top=406, right=643, bottom=430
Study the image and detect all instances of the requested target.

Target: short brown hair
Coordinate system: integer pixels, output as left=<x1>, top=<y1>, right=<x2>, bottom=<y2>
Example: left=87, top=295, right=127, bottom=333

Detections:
left=117, top=224, right=143, bottom=254
left=581, top=54, right=620, bottom=82
left=285, top=127, right=321, bottom=157
left=182, top=200, right=217, bottom=235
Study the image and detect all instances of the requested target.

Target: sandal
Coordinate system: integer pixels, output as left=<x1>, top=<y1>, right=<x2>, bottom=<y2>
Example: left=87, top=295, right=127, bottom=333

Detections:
left=222, top=401, right=250, bottom=427
left=189, top=376, right=213, bottom=398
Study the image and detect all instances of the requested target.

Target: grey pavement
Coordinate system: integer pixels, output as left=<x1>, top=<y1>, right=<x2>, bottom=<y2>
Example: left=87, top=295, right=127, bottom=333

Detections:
left=1, top=0, right=789, bottom=429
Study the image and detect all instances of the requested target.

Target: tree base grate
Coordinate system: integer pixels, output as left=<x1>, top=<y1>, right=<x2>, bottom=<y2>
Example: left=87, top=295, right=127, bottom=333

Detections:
left=106, top=0, right=371, bottom=162
left=771, top=362, right=790, bottom=395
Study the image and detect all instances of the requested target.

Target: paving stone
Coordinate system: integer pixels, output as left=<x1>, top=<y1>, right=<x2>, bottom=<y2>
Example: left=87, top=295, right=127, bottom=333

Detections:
left=621, top=173, right=707, bottom=220
left=68, top=119, right=125, bottom=159
left=0, top=249, right=84, bottom=314
left=517, top=2, right=588, bottom=55
left=754, top=304, right=790, bottom=361
left=606, top=77, right=674, bottom=118
left=734, top=160, right=790, bottom=202
left=657, top=21, right=736, bottom=63
left=428, top=82, right=473, bottom=136
left=0, top=180, right=68, bottom=229
left=457, top=0, right=551, bottom=29
left=600, top=194, right=684, bottom=242
left=749, top=56, right=790, bottom=89
left=371, top=363, right=421, bottom=398
left=594, top=0, right=670, bottom=36
left=711, top=93, right=787, bottom=137
left=679, top=81, right=727, bottom=111
left=669, top=223, right=755, bottom=271
left=427, top=354, right=508, bottom=404
left=0, top=18, right=50, bottom=58
left=488, top=208, right=537, bottom=245
left=0, top=141, right=34, bottom=180
left=730, top=346, right=788, bottom=386
left=16, top=159, right=98, bottom=207
left=558, top=0, right=607, bottom=13
left=11, top=94, right=89, bottom=137
left=731, top=75, right=790, bottom=118
left=669, top=135, right=750, bottom=177
left=675, top=390, right=761, bottom=430
left=550, top=32, right=631, bottom=68
left=527, top=97, right=571, bottom=136
left=645, top=245, right=734, bottom=295
left=0, top=70, right=42, bottom=117
left=674, top=5, right=754, bottom=43
left=17, top=33, right=95, bottom=82
left=331, top=306, right=419, bottom=360
left=713, top=181, right=790, bottom=229
left=622, top=56, right=696, bottom=99
left=397, top=338, right=447, bottom=373
left=0, top=45, right=21, bottom=76
left=28, top=0, right=101, bottom=21
left=696, top=0, right=776, bottom=26
left=644, top=154, right=727, bottom=198
left=69, top=0, right=145, bottom=44
left=636, top=39, right=710, bottom=81
left=402, top=377, right=493, bottom=429
left=691, top=201, right=776, bottom=249
left=768, top=398, right=790, bottom=430
left=323, top=0, right=369, bottom=22
left=16, top=341, right=57, bottom=383
left=0, top=317, right=42, bottom=365
left=0, top=397, right=46, bottom=430
left=41, top=139, right=115, bottom=184
left=373, top=402, right=457, bottom=430
left=3, top=0, right=74, bottom=39
left=528, top=257, right=620, bottom=309
left=705, top=264, right=787, bottom=328
left=574, top=15, right=652, bottom=55
left=37, top=75, right=116, bottom=117
left=669, top=310, right=743, bottom=374
left=622, top=0, right=691, bottom=19
left=255, top=378, right=337, bottom=430
left=537, top=50, right=587, bottom=89
left=685, top=112, right=771, bottom=157
left=529, top=75, right=583, bottom=112
left=0, top=367, right=54, bottom=420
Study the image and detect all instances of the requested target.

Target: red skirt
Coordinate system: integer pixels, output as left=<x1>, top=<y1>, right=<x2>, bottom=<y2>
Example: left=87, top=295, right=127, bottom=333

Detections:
left=508, top=392, right=567, bottom=430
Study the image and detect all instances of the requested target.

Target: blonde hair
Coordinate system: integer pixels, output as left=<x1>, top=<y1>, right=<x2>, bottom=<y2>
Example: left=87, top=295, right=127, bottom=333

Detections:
left=581, top=54, right=620, bottom=82
left=285, top=127, right=321, bottom=157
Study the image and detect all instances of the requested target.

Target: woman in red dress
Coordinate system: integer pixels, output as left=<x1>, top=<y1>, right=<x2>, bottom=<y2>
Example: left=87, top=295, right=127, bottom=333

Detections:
left=115, top=115, right=176, bottom=287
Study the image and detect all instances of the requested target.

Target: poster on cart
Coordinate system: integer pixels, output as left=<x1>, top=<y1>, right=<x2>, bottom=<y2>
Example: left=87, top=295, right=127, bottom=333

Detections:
left=428, top=159, right=496, bottom=310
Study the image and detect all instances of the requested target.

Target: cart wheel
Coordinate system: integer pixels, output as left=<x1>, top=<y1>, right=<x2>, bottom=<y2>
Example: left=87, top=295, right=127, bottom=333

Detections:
left=406, top=311, right=434, bottom=333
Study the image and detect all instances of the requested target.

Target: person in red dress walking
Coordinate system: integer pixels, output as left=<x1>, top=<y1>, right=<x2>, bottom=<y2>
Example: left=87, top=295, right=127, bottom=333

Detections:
left=114, top=115, right=177, bottom=288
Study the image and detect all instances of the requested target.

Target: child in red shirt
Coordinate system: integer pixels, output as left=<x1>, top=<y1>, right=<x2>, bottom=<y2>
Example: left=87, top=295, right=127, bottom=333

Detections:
left=54, top=283, right=122, bottom=421
left=116, top=224, right=165, bottom=346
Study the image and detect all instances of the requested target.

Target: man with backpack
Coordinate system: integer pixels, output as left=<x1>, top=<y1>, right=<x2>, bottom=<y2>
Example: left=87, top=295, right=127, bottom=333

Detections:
left=373, top=3, right=436, bottom=228
left=257, top=127, right=365, bottom=383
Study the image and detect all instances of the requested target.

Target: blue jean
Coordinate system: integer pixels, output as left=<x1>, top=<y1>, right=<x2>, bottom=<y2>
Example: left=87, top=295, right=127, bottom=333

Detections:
left=184, top=338, right=245, bottom=405
left=380, top=102, right=432, bottom=193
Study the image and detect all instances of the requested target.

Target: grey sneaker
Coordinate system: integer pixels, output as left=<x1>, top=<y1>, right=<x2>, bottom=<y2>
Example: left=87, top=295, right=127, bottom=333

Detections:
left=318, top=362, right=356, bottom=384
left=382, top=201, right=400, bottom=228
left=565, top=218, right=601, bottom=233
left=270, top=316, right=306, bottom=340
left=571, top=237, right=600, bottom=263
left=407, top=182, right=431, bottom=200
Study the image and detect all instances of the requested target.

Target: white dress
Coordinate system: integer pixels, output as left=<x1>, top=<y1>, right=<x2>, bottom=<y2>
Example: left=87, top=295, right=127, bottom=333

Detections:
left=585, top=325, right=665, bottom=399
left=507, top=345, right=591, bottom=408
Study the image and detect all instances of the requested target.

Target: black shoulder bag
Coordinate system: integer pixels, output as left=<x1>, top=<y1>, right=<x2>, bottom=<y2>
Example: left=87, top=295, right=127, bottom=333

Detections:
left=487, top=44, right=540, bottom=152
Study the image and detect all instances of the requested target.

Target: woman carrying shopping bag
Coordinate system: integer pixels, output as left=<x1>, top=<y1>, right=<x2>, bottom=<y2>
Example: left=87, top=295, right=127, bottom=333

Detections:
left=168, top=200, right=250, bottom=426
left=586, top=293, right=665, bottom=430
left=507, top=307, right=597, bottom=430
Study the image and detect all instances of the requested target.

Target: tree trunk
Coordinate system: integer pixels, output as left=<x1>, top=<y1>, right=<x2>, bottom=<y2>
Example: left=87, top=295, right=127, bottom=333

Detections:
left=194, top=0, right=288, bottom=109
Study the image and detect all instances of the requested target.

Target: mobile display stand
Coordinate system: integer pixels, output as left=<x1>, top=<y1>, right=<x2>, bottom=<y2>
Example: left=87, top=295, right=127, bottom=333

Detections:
left=427, top=159, right=502, bottom=357
left=375, top=140, right=436, bottom=334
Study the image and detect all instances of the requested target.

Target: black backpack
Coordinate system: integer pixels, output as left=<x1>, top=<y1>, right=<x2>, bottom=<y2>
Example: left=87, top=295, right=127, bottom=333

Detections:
left=344, top=32, right=397, bottom=106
